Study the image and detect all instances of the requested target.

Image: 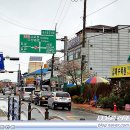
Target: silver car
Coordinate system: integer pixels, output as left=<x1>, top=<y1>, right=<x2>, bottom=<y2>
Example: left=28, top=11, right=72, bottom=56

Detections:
left=20, top=86, right=35, bottom=101
left=3, top=87, right=12, bottom=95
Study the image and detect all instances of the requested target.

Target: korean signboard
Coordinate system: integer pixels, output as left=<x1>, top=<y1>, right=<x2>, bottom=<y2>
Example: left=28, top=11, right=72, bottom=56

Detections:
left=111, top=64, right=130, bottom=78
left=20, top=33, right=56, bottom=54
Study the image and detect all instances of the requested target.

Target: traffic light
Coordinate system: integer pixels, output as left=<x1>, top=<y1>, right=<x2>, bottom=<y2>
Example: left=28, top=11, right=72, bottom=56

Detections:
left=8, top=71, right=14, bottom=73
left=9, top=57, right=19, bottom=60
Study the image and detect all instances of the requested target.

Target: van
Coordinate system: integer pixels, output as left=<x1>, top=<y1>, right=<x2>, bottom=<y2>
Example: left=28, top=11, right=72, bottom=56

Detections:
left=20, top=86, right=35, bottom=101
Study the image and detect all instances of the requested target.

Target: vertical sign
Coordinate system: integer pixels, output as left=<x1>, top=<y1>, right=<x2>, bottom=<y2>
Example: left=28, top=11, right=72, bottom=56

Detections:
left=0, top=53, right=4, bottom=70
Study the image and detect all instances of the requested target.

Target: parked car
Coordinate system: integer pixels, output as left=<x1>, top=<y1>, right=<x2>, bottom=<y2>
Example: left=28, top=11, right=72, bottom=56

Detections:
left=48, top=91, right=71, bottom=111
left=19, top=86, right=35, bottom=101
left=34, top=91, right=51, bottom=106
left=3, top=87, right=12, bottom=95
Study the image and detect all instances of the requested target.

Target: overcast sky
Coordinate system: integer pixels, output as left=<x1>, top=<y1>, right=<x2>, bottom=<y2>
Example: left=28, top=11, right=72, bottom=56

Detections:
left=0, top=0, right=129, bottom=82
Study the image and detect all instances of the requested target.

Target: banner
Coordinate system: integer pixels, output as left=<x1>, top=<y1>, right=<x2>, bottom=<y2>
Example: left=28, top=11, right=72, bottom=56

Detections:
left=0, top=53, right=4, bottom=70
left=111, top=64, right=130, bottom=78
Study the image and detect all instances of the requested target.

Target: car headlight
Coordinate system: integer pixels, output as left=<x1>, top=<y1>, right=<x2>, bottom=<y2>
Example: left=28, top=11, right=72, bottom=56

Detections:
left=42, top=97, right=45, bottom=100
left=68, top=98, right=71, bottom=101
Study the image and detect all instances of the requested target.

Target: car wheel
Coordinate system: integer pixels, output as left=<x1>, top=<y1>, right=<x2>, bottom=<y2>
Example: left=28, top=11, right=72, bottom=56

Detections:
left=68, top=106, right=71, bottom=111
left=52, top=103, right=56, bottom=110
left=39, top=101, right=42, bottom=106
left=34, top=101, right=37, bottom=105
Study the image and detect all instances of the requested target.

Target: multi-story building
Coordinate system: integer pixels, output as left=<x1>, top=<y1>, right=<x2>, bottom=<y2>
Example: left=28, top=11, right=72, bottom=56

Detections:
left=65, top=25, right=130, bottom=78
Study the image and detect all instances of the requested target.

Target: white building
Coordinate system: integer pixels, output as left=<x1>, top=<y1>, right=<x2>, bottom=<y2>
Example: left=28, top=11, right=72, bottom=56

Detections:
left=65, top=25, right=130, bottom=78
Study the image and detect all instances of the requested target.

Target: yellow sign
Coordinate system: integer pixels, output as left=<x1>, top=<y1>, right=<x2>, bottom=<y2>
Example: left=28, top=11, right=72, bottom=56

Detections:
left=111, top=64, right=130, bottom=78
left=26, top=77, right=35, bottom=84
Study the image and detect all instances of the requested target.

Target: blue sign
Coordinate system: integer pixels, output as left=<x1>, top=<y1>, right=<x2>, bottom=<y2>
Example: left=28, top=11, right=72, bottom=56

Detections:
left=0, top=53, right=4, bottom=70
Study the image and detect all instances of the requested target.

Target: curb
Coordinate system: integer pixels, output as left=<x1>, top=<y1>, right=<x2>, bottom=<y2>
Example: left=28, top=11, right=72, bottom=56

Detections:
left=72, top=107, right=120, bottom=116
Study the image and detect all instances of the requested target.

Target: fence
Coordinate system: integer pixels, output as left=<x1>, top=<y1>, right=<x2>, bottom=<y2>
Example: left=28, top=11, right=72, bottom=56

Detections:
left=0, top=95, right=64, bottom=120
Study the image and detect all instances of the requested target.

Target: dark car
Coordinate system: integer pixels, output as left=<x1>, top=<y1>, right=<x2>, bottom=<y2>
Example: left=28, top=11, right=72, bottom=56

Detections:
left=34, top=91, right=51, bottom=106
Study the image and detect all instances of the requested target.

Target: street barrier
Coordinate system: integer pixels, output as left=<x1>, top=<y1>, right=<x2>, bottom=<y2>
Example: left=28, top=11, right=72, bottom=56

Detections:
left=0, top=95, right=65, bottom=121
left=8, top=95, right=21, bottom=120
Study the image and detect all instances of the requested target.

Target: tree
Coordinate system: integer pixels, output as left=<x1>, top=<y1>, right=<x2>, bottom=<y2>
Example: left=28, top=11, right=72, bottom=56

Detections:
left=59, top=61, right=81, bottom=86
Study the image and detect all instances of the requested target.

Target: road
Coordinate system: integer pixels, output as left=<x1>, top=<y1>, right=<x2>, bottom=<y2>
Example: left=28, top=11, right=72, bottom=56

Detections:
left=21, top=101, right=99, bottom=120
left=0, top=94, right=99, bottom=121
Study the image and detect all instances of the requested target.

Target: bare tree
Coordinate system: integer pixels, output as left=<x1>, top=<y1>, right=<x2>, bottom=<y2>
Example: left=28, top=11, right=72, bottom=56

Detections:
left=59, top=61, right=81, bottom=86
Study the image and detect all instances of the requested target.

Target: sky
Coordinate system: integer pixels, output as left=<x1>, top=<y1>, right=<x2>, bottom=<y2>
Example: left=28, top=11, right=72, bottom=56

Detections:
left=0, top=0, right=130, bottom=82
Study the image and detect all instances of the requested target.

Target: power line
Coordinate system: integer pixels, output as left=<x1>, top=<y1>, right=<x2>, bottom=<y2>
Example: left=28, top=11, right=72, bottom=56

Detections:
left=56, top=0, right=68, bottom=25
left=86, top=0, right=120, bottom=17
left=57, top=0, right=72, bottom=30
left=0, top=11, right=40, bottom=32
left=0, top=17, right=39, bottom=32
left=51, top=0, right=62, bottom=29
left=68, top=0, right=120, bottom=38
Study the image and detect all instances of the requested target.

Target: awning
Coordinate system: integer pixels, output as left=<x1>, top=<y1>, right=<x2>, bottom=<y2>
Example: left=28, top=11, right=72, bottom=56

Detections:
left=31, top=68, right=48, bottom=75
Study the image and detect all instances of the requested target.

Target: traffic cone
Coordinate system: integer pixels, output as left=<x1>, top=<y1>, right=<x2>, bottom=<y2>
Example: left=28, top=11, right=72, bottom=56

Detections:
left=113, top=103, right=117, bottom=112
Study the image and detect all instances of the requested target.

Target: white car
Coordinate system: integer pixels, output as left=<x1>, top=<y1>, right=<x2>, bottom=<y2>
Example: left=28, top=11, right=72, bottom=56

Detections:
left=3, top=87, right=12, bottom=95
left=19, top=86, right=35, bottom=101
left=48, top=91, right=71, bottom=111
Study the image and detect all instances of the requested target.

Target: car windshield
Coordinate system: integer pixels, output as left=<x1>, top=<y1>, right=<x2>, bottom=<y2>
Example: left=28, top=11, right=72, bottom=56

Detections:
left=56, top=92, right=70, bottom=97
left=41, top=91, right=51, bottom=96
left=4, top=88, right=10, bottom=91
left=25, top=88, right=35, bottom=92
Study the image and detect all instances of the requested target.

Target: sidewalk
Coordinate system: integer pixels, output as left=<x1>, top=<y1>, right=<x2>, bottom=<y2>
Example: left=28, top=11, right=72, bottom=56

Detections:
left=72, top=103, right=130, bottom=116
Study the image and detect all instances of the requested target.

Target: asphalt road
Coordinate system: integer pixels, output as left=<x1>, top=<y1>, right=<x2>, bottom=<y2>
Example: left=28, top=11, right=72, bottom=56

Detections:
left=21, top=101, right=99, bottom=121
left=0, top=94, right=99, bottom=121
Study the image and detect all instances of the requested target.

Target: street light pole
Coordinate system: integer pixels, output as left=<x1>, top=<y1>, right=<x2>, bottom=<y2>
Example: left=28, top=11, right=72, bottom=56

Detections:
left=81, top=0, right=87, bottom=84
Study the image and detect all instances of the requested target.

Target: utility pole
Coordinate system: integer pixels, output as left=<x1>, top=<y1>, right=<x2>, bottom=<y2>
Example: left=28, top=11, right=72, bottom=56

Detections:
left=17, top=64, right=21, bottom=87
left=51, top=23, right=57, bottom=78
left=51, top=54, right=54, bottom=78
left=40, top=64, right=43, bottom=90
left=63, top=36, right=68, bottom=61
left=81, top=0, right=87, bottom=84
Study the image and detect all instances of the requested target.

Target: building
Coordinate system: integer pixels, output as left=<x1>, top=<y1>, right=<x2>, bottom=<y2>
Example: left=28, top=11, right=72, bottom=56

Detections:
left=28, top=62, right=44, bottom=73
left=65, top=25, right=130, bottom=78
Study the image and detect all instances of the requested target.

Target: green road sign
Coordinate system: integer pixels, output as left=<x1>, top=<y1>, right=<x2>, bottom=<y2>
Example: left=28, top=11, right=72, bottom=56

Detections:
left=41, top=30, right=56, bottom=36
left=19, top=33, right=56, bottom=54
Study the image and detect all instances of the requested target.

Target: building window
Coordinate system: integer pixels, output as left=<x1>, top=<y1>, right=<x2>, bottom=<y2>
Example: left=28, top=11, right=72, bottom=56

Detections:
left=75, top=48, right=81, bottom=59
left=67, top=51, right=74, bottom=61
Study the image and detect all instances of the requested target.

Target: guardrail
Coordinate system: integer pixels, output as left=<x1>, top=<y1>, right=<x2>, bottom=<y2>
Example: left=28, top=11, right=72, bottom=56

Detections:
left=0, top=95, right=65, bottom=121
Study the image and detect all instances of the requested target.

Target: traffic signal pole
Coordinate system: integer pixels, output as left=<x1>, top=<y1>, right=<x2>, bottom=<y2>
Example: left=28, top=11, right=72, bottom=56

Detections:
left=18, top=64, right=21, bottom=87
left=51, top=54, right=54, bottom=78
